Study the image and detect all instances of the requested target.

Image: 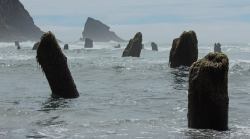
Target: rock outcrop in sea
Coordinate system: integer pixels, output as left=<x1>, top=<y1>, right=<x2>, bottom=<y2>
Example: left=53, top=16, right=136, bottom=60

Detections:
left=188, top=52, right=229, bottom=131
left=36, top=31, right=79, bottom=99
left=122, top=32, right=143, bottom=57
left=84, top=38, right=93, bottom=48
left=0, top=0, right=43, bottom=42
left=151, top=42, right=158, bottom=51
left=82, top=17, right=124, bottom=42
left=169, top=31, right=198, bottom=68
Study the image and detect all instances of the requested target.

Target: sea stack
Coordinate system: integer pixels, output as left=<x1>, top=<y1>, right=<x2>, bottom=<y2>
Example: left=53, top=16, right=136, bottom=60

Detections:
left=0, top=0, right=43, bottom=42
left=84, top=38, right=93, bottom=48
left=36, top=31, right=79, bottom=99
left=64, top=44, right=69, bottom=50
left=188, top=52, right=229, bottom=131
left=82, top=17, right=124, bottom=42
left=32, top=42, right=39, bottom=50
left=169, top=31, right=198, bottom=68
left=214, top=43, right=222, bottom=53
left=122, top=32, right=143, bottom=57
left=151, top=42, right=158, bottom=51
left=15, top=41, right=20, bottom=49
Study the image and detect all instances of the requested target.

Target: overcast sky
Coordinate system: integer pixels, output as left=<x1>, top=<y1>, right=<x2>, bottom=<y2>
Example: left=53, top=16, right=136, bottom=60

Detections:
left=20, top=0, right=250, bottom=43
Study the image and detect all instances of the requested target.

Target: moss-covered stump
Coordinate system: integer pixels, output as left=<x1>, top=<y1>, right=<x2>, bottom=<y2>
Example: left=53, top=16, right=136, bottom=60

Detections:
left=36, top=31, right=79, bottom=99
left=188, top=52, right=229, bottom=131
left=64, top=44, right=69, bottom=50
left=84, top=38, right=93, bottom=48
left=32, top=42, right=40, bottom=50
left=122, top=32, right=143, bottom=57
left=151, top=42, right=158, bottom=51
left=169, top=31, right=198, bottom=68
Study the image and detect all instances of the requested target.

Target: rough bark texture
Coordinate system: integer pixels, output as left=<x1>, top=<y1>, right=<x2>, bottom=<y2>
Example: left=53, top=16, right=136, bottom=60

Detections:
left=122, top=32, right=142, bottom=57
left=82, top=17, right=124, bottom=42
left=151, top=42, right=158, bottom=51
left=36, top=32, right=79, bottom=99
left=169, top=31, right=198, bottom=68
left=188, top=52, right=229, bottom=131
left=84, top=38, right=93, bottom=48
left=0, top=0, right=43, bottom=42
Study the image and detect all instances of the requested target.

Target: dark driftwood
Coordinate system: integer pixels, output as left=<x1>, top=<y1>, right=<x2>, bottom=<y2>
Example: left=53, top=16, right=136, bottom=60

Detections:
left=122, top=32, right=142, bottom=57
left=188, top=52, right=229, bottom=131
left=36, top=32, right=79, bottom=99
left=169, top=31, right=198, bottom=68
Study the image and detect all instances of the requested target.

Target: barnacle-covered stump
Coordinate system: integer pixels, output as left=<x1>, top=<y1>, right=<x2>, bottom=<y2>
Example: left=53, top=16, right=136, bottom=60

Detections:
left=188, top=52, right=229, bottom=131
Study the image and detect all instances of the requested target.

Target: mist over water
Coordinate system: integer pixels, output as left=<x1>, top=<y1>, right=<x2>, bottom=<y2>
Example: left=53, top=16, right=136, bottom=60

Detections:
left=0, top=42, right=250, bottom=138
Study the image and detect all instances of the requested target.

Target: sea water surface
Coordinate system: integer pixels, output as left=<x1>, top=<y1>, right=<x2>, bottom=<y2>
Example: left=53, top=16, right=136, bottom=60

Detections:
left=0, top=41, right=250, bottom=139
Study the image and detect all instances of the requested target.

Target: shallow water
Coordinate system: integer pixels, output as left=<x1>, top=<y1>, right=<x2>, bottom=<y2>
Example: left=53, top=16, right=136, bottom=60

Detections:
left=0, top=41, right=250, bottom=138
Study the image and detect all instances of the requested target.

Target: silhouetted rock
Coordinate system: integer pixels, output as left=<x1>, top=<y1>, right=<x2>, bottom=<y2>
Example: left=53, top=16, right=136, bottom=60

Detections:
left=32, top=42, right=39, bottom=50
left=214, top=43, right=222, bottom=52
left=36, top=31, right=79, bottom=99
left=15, top=41, right=20, bottom=49
left=64, top=44, right=69, bottom=50
left=122, top=32, right=143, bottom=57
left=82, top=17, right=124, bottom=42
left=188, top=52, right=229, bottom=131
left=169, top=31, right=198, bottom=68
left=84, top=38, right=93, bottom=48
left=0, top=0, right=43, bottom=42
left=151, top=42, right=158, bottom=51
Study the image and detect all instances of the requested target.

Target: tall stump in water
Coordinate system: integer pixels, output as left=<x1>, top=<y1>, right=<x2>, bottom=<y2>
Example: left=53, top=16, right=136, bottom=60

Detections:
left=169, top=31, right=198, bottom=68
left=15, top=41, right=21, bottom=49
left=151, top=42, right=158, bottom=51
left=214, top=43, right=222, bottom=53
left=188, top=52, right=229, bottom=131
left=36, top=32, right=79, bottom=98
left=84, top=38, right=93, bottom=48
left=64, top=44, right=69, bottom=50
left=122, top=32, right=142, bottom=57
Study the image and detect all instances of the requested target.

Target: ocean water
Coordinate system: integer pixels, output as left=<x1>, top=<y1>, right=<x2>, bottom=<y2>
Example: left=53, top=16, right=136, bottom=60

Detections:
left=0, top=41, right=250, bottom=139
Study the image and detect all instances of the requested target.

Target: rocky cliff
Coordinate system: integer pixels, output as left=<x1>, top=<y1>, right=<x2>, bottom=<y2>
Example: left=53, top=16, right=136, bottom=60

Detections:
left=0, top=0, right=43, bottom=42
left=82, top=17, right=124, bottom=42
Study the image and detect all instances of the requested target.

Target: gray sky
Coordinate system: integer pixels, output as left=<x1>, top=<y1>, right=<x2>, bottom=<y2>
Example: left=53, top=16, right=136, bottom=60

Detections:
left=20, top=0, right=250, bottom=43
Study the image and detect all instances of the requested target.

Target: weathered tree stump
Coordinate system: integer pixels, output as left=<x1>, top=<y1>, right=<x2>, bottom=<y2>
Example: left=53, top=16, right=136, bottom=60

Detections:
left=15, top=41, right=21, bottom=49
left=122, top=32, right=143, bottom=57
left=214, top=43, right=222, bottom=53
left=36, top=31, right=79, bottom=98
left=151, top=42, right=158, bottom=51
left=169, top=31, right=198, bottom=68
left=84, top=38, right=93, bottom=48
left=64, top=44, right=69, bottom=50
left=188, top=52, right=229, bottom=131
